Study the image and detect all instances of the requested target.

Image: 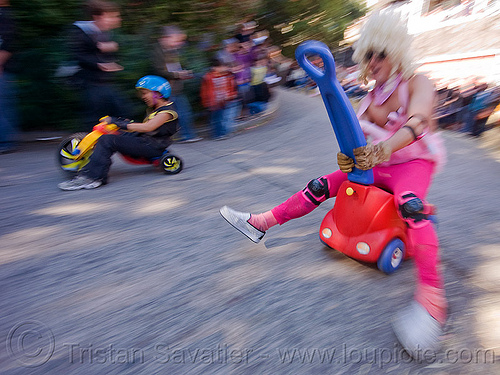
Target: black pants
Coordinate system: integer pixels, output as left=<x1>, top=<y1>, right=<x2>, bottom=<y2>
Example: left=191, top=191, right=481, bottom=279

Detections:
left=81, top=82, right=132, bottom=131
left=82, top=133, right=164, bottom=182
left=472, top=118, right=488, bottom=137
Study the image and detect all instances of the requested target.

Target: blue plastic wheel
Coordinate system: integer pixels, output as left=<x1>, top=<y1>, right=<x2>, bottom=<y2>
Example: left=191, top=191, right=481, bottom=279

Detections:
left=377, top=238, right=405, bottom=274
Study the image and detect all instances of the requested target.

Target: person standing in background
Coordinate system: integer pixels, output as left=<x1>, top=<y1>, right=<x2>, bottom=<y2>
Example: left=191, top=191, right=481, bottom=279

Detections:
left=247, top=53, right=271, bottom=114
left=201, top=58, right=237, bottom=140
left=0, top=0, right=19, bottom=154
left=233, top=40, right=254, bottom=117
left=152, top=25, right=202, bottom=143
left=69, top=0, right=131, bottom=131
left=215, top=38, right=242, bottom=131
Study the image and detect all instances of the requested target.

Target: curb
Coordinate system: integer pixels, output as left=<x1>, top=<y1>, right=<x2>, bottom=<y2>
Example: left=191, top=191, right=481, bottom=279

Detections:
left=19, top=132, right=69, bottom=144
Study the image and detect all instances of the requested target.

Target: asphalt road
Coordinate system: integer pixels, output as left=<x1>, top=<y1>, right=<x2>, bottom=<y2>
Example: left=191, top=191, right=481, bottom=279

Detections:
left=1, top=88, right=499, bottom=375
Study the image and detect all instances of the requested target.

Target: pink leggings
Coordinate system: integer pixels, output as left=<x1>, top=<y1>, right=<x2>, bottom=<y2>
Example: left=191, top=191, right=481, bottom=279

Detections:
left=271, top=160, right=443, bottom=290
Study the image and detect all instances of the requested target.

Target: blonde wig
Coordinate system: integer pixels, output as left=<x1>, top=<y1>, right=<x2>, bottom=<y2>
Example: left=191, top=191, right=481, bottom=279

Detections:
left=352, top=11, right=415, bottom=84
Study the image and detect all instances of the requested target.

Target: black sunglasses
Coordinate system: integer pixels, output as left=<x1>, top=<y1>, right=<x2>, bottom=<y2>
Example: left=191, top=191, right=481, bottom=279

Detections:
left=365, top=50, right=387, bottom=63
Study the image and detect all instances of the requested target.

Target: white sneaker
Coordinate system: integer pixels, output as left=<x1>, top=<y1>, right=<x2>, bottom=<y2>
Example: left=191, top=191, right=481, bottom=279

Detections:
left=219, top=206, right=265, bottom=243
left=264, top=75, right=282, bottom=85
left=177, top=137, right=203, bottom=144
left=392, top=301, right=443, bottom=359
left=58, top=175, right=102, bottom=191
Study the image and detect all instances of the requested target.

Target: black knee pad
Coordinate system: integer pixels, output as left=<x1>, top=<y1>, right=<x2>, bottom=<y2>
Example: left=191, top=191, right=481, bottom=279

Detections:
left=303, top=177, right=330, bottom=205
left=398, top=192, right=431, bottom=229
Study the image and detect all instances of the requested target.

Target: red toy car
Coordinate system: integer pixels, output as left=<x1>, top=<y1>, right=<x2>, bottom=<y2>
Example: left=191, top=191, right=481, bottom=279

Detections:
left=319, top=181, right=410, bottom=274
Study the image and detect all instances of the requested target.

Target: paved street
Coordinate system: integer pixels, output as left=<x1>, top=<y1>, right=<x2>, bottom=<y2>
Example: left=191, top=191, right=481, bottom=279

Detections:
left=1, top=88, right=499, bottom=375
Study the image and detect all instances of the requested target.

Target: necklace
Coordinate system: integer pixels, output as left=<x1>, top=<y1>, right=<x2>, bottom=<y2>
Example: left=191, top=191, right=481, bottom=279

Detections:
left=371, top=73, right=402, bottom=106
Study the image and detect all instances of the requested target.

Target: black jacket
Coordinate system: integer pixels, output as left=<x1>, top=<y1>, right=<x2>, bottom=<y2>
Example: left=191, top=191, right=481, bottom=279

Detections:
left=69, top=21, right=118, bottom=84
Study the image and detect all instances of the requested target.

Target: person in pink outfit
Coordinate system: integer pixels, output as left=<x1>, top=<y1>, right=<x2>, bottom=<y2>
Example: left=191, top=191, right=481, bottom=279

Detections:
left=220, top=12, right=447, bottom=358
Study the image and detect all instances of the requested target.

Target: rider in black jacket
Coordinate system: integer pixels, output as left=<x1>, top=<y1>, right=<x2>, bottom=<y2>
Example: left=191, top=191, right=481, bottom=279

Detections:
left=69, top=0, right=130, bottom=130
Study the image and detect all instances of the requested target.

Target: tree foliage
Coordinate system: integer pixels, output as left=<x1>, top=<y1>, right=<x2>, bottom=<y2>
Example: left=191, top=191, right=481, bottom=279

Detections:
left=257, top=0, right=364, bottom=56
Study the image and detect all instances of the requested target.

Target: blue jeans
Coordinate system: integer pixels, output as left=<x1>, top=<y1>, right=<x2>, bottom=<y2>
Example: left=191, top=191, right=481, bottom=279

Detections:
left=461, top=109, right=476, bottom=134
left=0, top=73, right=19, bottom=151
left=170, top=94, right=197, bottom=140
left=210, top=108, right=226, bottom=138
left=222, top=100, right=240, bottom=134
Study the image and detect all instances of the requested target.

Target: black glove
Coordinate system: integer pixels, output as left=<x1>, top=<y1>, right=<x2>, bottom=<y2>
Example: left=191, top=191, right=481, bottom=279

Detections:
left=110, top=116, right=131, bottom=130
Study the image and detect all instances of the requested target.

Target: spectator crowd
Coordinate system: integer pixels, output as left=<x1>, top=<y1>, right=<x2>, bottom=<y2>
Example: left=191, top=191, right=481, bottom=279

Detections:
left=149, top=21, right=287, bottom=141
left=284, top=58, right=500, bottom=138
left=434, top=78, right=500, bottom=137
left=1, top=0, right=295, bottom=151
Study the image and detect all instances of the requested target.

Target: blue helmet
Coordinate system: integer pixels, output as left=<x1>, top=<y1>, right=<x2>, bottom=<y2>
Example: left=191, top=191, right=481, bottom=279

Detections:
left=135, top=75, right=171, bottom=99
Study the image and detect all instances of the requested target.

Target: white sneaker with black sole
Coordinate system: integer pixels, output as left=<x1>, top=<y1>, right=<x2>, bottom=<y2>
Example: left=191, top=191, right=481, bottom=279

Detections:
left=58, top=175, right=102, bottom=191
left=219, top=206, right=265, bottom=243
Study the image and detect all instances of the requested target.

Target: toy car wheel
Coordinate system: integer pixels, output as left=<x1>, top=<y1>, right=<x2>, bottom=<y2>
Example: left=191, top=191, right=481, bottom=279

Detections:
left=57, top=132, right=90, bottom=175
left=160, top=153, right=183, bottom=174
left=377, top=238, right=405, bottom=274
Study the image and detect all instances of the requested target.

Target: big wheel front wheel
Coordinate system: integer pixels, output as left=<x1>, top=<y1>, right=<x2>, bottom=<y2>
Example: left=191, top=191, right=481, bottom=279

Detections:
left=377, top=238, right=405, bottom=274
left=57, top=132, right=91, bottom=175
